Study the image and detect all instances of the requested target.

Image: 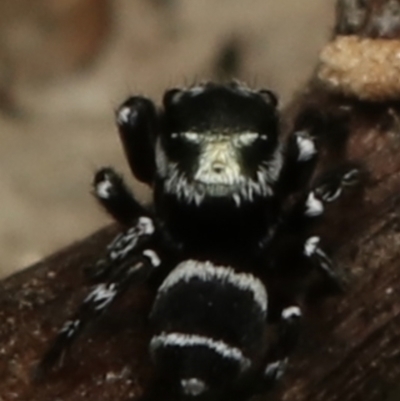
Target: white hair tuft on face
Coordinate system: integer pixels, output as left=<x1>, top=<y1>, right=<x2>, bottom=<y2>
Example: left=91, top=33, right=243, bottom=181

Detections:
left=155, top=138, right=283, bottom=206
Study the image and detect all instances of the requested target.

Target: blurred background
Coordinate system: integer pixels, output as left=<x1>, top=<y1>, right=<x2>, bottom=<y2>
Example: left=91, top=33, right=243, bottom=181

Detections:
left=0, top=0, right=334, bottom=278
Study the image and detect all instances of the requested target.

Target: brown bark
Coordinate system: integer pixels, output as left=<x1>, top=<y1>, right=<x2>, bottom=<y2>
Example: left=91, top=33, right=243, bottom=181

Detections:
left=2, top=1, right=400, bottom=400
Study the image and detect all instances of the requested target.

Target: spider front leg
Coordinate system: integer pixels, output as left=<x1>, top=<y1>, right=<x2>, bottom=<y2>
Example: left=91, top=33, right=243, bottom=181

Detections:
left=35, top=243, right=161, bottom=380
left=116, top=96, right=159, bottom=185
left=93, top=167, right=150, bottom=226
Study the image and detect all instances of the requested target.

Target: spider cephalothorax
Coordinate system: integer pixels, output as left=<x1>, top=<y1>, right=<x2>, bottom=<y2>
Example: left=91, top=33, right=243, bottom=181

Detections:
left=156, top=83, right=281, bottom=205
left=117, top=83, right=284, bottom=260
left=37, top=81, right=362, bottom=401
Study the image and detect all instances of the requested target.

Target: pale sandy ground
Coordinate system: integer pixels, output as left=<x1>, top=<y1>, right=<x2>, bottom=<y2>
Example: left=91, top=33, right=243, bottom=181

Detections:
left=0, top=0, right=334, bottom=277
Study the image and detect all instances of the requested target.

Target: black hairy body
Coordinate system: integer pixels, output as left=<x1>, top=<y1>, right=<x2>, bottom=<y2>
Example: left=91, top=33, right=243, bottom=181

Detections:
left=36, top=82, right=362, bottom=401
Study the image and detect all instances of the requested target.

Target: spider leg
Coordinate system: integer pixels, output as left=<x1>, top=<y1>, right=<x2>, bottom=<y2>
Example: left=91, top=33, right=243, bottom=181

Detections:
left=116, top=96, right=158, bottom=185
left=303, top=235, right=343, bottom=288
left=93, top=167, right=150, bottom=226
left=286, top=164, right=363, bottom=229
left=35, top=248, right=161, bottom=380
left=277, top=109, right=326, bottom=198
left=237, top=305, right=301, bottom=399
left=278, top=129, right=318, bottom=197
left=263, top=305, right=302, bottom=383
left=85, top=215, right=156, bottom=283
left=265, top=165, right=362, bottom=291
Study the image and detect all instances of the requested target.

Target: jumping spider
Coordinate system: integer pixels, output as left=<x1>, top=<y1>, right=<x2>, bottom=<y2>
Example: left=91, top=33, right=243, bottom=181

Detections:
left=37, top=82, right=362, bottom=400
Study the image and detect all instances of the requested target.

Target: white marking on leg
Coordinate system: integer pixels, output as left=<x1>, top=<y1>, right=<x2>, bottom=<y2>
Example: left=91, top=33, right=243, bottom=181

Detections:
left=304, top=237, right=336, bottom=278
left=137, top=216, right=155, bottom=235
left=108, top=216, right=154, bottom=260
left=264, top=358, right=288, bottom=381
left=96, top=178, right=114, bottom=199
left=304, top=236, right=320, bottom=256
left=305, top=192, right=324, bottom=217
left=181, top=378, right=208, bottom=397
left=157, top=260, right=267, bottom=313
left=142, top=249, right=161, bottom=267
left=296, top=133, right=316, bottom=161
left=84, top=283, right=118, bottom=310
left=150, top=332, right=251, bottom=371
left=117, top=106, right=135, bottom=125
left=321, top=187, right=342, bottom=202
left=59, top=320, right=81, bottom=338
left=342, top=169, right=360, bottom=185
left=281, top=306, right=302, bottom=320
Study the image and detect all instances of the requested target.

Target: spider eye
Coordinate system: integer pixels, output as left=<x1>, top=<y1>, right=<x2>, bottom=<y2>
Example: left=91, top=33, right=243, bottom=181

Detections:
left=258, top=89, right=278, bottom=108
left=182, top=132, right=201, bottom=143
left=163, top=88, right=184, bottom=108
left=234, top=132, right=260, bottom=147
left=169, top=132, right=202, bottom=144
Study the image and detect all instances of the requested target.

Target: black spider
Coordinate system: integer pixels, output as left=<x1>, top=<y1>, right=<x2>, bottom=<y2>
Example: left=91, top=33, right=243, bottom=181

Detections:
left=36, top=82, right=362, bottom=401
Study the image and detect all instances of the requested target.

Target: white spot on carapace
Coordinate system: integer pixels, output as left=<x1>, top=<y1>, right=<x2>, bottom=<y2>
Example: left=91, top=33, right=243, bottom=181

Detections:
left=157, top=260, right=268, bottom=313
left=150, top=332, right=251, bottom=372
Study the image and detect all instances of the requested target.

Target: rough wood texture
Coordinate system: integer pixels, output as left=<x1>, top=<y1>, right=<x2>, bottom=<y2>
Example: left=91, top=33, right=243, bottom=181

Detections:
left=2, top=1, right=400, bottom=400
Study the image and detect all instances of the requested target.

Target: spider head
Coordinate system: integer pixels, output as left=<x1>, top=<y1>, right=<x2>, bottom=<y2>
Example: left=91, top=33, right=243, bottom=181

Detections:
left=155, top=82, right=282, bottom=207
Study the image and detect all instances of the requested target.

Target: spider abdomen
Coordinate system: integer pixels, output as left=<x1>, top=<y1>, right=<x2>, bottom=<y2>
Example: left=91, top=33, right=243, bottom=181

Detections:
left=149, top=260, right=268, bottom=397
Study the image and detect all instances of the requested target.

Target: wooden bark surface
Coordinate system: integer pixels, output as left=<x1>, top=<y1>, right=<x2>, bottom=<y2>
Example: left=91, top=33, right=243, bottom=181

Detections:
left=2, top=1, right=400, bottom=400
